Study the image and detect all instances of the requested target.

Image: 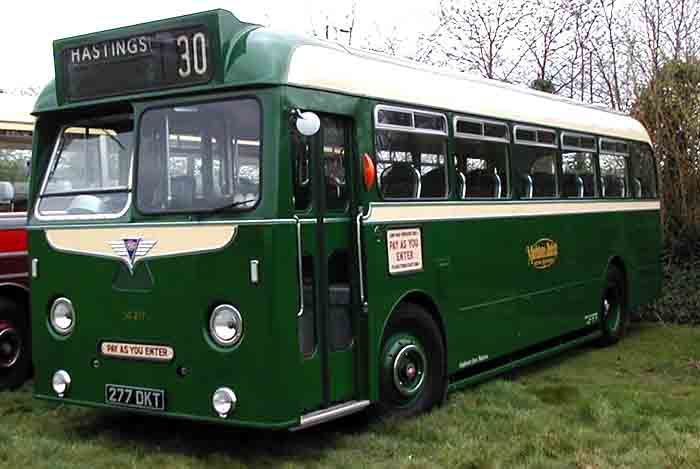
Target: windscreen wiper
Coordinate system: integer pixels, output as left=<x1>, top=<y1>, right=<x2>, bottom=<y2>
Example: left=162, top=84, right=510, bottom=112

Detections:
left=198, top=198, right=258, bottom=217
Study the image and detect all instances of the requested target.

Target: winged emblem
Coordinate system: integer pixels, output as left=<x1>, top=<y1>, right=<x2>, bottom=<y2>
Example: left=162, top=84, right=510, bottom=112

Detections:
left=107, top=237, right=158, bottom=274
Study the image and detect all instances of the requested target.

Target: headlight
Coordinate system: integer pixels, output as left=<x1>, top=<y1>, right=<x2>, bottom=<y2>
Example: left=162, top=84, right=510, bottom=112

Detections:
left=212, top=387, right=237, bottom=418
left=209, top=305, right=243, bottom=346
left=50, top=298, right=75, bottom=335
left=52, top=370, right=71, bottom=397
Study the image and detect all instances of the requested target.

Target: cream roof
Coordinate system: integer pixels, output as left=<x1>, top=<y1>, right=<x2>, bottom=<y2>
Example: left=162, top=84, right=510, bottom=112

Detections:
left=287, top=45, right=651, bottom=144
left=0, top=94, right=35, bottom=128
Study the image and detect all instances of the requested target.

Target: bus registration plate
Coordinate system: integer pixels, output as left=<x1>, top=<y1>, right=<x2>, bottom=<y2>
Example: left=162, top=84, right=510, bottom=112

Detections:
left=105, top=384, right=165, bottom=411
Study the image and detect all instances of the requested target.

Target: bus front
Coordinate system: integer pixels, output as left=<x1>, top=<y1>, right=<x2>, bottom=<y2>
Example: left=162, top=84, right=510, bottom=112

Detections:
left=29, top=11, right=308, bottom=429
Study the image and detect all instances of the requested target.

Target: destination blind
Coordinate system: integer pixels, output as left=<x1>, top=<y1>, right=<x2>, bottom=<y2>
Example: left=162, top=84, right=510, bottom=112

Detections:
left=61, top=26, right=213, bottom=102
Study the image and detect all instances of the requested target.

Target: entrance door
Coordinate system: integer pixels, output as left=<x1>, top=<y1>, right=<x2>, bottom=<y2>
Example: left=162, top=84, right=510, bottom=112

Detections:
left=293, top=114, right=358, bottom=412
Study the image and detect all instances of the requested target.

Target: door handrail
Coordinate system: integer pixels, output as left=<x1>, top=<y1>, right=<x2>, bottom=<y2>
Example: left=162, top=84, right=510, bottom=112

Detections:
left=294, top=215, right=305, bottom=318
left=356, top=208, right=366, bottom=306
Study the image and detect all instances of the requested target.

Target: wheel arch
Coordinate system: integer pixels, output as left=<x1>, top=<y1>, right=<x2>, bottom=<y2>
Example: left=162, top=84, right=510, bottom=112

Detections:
left=606, top=256, right=629, bottom=307
left=380, top=290, right=448, bottom=371
left=0, top=283, right=29, bottom=311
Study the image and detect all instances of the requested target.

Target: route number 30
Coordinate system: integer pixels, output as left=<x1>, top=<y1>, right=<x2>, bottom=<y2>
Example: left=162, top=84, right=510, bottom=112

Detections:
left=177, top=32, right=208, bottom=78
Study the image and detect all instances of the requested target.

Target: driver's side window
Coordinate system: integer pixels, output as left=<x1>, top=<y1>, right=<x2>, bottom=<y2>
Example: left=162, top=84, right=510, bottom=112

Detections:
left=291, top=115, right=349, bottom=212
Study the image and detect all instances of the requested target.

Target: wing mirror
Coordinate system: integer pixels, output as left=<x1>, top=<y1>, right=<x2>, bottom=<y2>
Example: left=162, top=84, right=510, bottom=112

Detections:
left=293, top=110, right=320, bottom=137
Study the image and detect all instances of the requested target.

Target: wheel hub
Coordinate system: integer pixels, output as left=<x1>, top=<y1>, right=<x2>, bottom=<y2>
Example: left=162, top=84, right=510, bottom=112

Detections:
left=0, top=322, right=21, bottom=369
left=392, top=342, right=427, bottom=397
left=405, top=363, right=417, bottom=380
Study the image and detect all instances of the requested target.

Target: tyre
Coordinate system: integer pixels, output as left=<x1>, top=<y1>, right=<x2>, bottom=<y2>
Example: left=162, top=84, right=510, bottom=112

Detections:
left=597, top=266, right=627, bottom=346
left=378, top=303, right=446, bottom=417
left=0, top=297, right=31, bottom=391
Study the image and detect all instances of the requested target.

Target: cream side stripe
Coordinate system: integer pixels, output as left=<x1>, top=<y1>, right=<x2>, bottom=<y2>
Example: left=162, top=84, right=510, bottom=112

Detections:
left=45, top=225, right=237, bottom=261
left=364, top=201, right=661, bottom=224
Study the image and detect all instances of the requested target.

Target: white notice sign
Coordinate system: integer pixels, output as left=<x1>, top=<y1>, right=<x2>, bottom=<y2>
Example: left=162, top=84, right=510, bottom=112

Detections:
left=101, top=341, right=174, bottom=363
left=387, top=228, right=423, bottom=275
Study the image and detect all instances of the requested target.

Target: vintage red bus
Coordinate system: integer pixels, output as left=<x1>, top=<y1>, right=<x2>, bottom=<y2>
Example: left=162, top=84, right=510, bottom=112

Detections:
left=0, top=94, right=33, bottom=390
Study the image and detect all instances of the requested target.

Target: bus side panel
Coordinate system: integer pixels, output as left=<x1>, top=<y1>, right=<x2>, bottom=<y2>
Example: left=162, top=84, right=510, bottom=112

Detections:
left=441, top=216, right=526, bottom=372
left=362, top=221, right=444, bottom=402
left=624, top=209, right=663, bottom=312
left=362, top=204, right=662, bottom=396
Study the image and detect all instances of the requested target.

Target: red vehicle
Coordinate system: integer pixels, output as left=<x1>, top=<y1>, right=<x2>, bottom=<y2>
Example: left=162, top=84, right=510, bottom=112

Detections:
left=0, top=94, right=33, bottom=390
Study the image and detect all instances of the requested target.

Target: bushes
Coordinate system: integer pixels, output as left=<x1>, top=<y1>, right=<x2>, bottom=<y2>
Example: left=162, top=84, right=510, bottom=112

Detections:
left=637, top=253, right=700, bottom=325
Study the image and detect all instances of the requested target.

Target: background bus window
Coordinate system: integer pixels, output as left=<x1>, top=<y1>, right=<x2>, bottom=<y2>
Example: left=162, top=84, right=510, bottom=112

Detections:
left=513, top=148, right=558, bottom=198
left=376, top=130, right=447, bottom=199
left=0, top=137, right=30, bottom=213
left=599, top=153, right=628, bottom=198
left=630, top=142, right=658, bottom=198
left=455, top=140, right=508, bottom=199
left=561, top=152, right=596, bottom=198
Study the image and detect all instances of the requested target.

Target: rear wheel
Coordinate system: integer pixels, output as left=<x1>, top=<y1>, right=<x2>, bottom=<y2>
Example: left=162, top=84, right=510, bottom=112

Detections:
left=0, top=298, right=31, bottom=391
left=378, top=303, right=446, bottom=417
left=598, top=266, right=627, bottom=346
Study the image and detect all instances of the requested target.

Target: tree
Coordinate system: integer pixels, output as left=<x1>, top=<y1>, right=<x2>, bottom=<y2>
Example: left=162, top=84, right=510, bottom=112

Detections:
left=522, top=0, right=576, bottom=88
left=531, top=78, right=556, bottom=92
left=559, top=0, right=600, bottom=100
left=432, top=0, right=533, bottom=80
left=307, top=0, right=358, bottom=46
left=632, top=59, right=700, bottom=254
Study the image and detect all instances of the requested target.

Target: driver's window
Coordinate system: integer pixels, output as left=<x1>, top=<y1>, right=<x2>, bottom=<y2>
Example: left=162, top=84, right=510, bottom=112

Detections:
left=291, top=115, right=349, bottom=212
left=322, top=116, right=348, bottom=212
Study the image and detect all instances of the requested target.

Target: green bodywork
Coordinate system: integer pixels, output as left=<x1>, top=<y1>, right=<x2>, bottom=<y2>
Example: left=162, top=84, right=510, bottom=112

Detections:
left=29, top=10, right=662, bottom=429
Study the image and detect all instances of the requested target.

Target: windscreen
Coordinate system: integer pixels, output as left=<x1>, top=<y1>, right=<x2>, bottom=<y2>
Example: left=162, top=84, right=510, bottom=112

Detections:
left=37, top=117, right=134, bottom=218
left=136, top=98, right=261, bottom=213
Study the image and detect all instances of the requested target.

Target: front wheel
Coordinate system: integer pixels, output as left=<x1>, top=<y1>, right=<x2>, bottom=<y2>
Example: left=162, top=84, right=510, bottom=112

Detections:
left=0, top=297, right=31, bottom=391
left=597, top=266, right=627, bottom=346
left=378, top=303, right=446, bottom=417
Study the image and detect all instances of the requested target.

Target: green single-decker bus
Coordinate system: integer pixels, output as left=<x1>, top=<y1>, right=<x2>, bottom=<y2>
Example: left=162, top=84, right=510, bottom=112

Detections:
left=28, top=10, right=661, bottom=430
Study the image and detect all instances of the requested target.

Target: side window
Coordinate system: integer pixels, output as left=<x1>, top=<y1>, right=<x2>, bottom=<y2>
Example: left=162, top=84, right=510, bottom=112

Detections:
left=375, top=106, right=448, bottom=200
left=630, top=142, right=657, bottom=198
left=454, top=118, right=509, bottom=199
left=561, top=132, right=597, bottom=198
left=599, top=139, right=629, bottom=198
left=513, top=126, right=558, bottom=198
left=561, top=152, right=596, bottom=198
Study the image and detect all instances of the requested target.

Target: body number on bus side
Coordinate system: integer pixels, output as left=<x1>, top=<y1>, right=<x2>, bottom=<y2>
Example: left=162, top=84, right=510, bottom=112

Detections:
left=584, top=312, right=599, bottom=325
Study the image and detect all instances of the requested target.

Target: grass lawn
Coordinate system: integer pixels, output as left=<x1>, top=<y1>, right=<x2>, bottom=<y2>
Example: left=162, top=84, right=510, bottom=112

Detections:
left=2, top=323, right=699, bottom=469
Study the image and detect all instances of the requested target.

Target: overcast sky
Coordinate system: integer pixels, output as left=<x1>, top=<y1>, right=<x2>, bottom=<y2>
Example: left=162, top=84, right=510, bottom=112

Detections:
left=0, top=0, right=438, bottom=90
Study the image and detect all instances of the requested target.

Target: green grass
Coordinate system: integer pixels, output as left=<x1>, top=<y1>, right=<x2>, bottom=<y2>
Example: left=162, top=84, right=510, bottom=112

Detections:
left=3, top=323, right=700, bottom=469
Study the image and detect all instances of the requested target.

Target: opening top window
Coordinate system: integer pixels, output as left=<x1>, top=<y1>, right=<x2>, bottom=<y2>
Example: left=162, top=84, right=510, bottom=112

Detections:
left=137, top=98, right=261, bottom=214
left=374, top=105, right=448, bottom=200
left=36, top=116, right=134, bottom=218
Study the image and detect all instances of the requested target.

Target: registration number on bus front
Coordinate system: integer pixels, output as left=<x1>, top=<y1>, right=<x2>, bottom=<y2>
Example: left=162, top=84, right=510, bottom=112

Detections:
left=105, top=384, right=165, bottom=411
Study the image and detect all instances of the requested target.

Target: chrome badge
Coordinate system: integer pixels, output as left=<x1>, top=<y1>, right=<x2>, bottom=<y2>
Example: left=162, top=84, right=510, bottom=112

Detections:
left=108, top=237, right=157, bottom=274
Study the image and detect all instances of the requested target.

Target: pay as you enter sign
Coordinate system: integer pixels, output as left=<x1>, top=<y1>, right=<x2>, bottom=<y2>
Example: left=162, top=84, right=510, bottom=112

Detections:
left=387, top=228, right=423, bottom=275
